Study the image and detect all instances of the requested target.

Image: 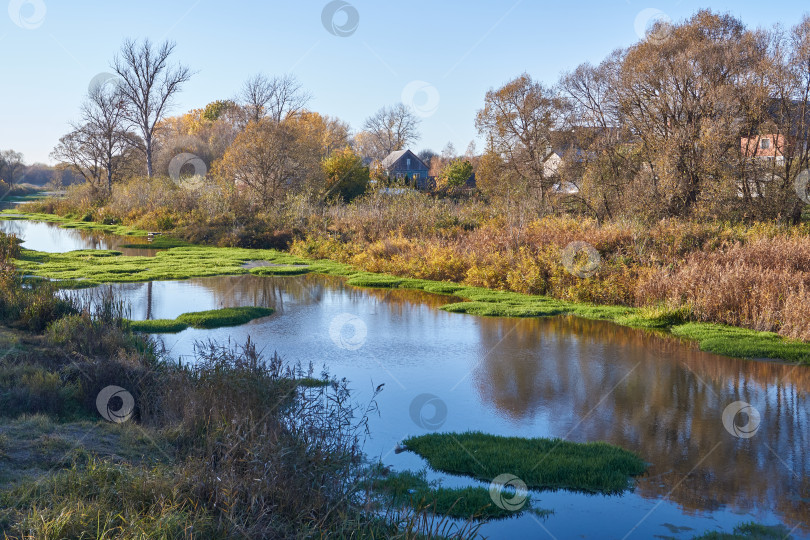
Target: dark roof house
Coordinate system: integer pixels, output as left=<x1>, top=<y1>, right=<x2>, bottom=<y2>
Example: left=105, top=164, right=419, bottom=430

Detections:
left=379, top=149, right=431, bottom=189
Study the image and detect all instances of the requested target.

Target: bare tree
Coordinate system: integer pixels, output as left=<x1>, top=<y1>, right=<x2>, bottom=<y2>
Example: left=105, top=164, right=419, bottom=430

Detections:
left=238, top=73, right=312, bottom=124
left=0, top=150, right=24, bottom=184
left=52, top=83, right=132, bottom=192
left=51, top=129, right=105, bottom=191
left=83, top=83, right=131, bottom=191
left=559, top=50, right=637, bottom=220
left=113, top=38, right=193, bottom=177
left=362, top=103, right=421, bottom=159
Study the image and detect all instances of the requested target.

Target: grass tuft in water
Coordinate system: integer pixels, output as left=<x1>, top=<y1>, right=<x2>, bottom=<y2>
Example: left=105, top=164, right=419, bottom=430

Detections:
left=128, top=306, right=274, bottom=333
left=691, top=521, right=794, bottom=539
left=249, top=265, right=312, bottom=276
left=403, top=432, right=647, bottom=495
left=372, top=469, right=551, bottom=520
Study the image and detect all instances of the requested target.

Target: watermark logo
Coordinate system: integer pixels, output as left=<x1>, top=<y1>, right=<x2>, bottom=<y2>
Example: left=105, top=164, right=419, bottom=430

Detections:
left=401, top=81, right=440, bottom=118
left=96, top=385, right=135, bottom=423
left=321, top=0, right=359, bottom=37
left=634, top=8, right=673, bottom=44
left=328, top=312, right=367, bottom=350
left=794, top=169, right=810, bottom=204
left=489, top=473, right=528, bottom=512
left=722, top=401, right=761, bottom=439
left=88, top=72, right=124, bottom=94
left=409, top=393, right=447, bottom=430
left=168, top=153, right=207, bottom=184
left=8, top=0, right=46, bottom=29
left=561, top=241, right=601, bottom=278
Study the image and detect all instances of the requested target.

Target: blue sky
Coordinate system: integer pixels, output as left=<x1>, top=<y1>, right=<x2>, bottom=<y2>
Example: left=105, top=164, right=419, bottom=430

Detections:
left=1, top=0, right=809, bottom=164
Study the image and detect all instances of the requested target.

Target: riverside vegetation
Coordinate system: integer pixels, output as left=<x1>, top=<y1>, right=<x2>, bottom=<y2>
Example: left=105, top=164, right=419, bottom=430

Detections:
left=6, top=207, right=810, bottom=364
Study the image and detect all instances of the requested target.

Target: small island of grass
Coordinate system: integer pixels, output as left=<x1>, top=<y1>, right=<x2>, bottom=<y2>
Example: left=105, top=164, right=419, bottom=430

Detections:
left=128, top=306, right=274, bottom=333
left=372, top=469, right=551, bottom=520
left=403, top=431, right=647, bottom=495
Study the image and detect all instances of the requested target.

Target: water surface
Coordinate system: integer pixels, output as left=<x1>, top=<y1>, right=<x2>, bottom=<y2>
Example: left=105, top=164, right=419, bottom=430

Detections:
left=96, top=275, right=810, bottom=540
left=0, top=218, right=158, bottom=256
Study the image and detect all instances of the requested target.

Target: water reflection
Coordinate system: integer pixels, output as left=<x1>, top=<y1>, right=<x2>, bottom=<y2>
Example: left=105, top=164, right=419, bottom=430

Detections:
left=77, top=274, right=810, bottom=537
left=474, top=316, right=810, bottom=528
left=0, top=219, right=158, bottom=256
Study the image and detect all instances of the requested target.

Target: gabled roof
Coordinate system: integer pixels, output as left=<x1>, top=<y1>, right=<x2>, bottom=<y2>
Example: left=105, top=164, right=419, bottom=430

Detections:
left=380, top=149, right=428, bottom=170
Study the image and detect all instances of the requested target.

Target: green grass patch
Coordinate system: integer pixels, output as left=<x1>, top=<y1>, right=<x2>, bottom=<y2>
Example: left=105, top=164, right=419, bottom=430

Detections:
left=338, top=276, right=810, bottom=363
left=372, top=469, right=550, bottom=520
left=128, top=306, right=275, bottom=333
left=671, top=323, right=810, bottom=364
left=249, top=265, right=312, bottom=276
left=692, top=522, right=794, bottom=539
left=118, top=237, right=192, bottom=249
left=346, top=273, right=406, bottom=288
left=403, top=432, right=647, bottom=495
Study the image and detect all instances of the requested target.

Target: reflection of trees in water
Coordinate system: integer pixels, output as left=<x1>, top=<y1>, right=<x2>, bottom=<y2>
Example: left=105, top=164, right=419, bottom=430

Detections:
left=189, top=274, right=457, bottom=317
left=187, top=274, right=328, bottom=311
left=0, top=220, right=158, bottom=255
left=473, top=315, right=810, bottom=530
left=0, top=220, right=24, bottom=237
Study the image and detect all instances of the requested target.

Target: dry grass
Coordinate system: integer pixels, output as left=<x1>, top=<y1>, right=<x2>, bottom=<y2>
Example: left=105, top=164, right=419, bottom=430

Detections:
left=638, top=236, right=810, bottom=340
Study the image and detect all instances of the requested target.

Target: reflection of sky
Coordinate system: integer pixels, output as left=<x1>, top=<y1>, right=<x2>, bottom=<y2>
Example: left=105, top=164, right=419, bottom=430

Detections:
left=79, top=274, right=810, bottom=540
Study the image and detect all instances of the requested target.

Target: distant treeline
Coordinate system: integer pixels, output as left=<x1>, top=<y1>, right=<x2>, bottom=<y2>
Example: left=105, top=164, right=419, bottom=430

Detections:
left=0, top=149, right=83, bottom=187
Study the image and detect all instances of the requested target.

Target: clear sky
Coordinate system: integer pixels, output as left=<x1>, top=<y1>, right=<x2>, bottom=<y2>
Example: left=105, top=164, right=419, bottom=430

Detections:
left=1, top=0, right=809, bottom=165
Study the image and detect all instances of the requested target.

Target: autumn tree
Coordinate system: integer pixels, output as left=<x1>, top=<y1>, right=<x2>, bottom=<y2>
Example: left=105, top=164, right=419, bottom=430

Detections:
left=155, top=100, right=241, bottom=176
left=322, top=147, right=369, bottom=202
left=616, top=11, right=766, bottom=217
left=475, top=74, right=564, bottom=207
left=216, top=119, right=298, bottom=205
left=436, top=158, right=474, bottom=192
left=113, top=38, right=193, bottom=177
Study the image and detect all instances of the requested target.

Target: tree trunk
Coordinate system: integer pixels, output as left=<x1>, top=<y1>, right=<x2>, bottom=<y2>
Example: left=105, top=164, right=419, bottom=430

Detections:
left=107, top=163, right=113, bottom=194
left=145, top=134, right=153, bottom=178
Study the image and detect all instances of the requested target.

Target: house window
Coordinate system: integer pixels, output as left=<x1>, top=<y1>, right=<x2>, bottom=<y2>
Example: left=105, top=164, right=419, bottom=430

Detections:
left=760, top=138, right=771, bottom=149
left=413, top=173, right=420, bottom=180
left=406, top=158, right=411, bottom=167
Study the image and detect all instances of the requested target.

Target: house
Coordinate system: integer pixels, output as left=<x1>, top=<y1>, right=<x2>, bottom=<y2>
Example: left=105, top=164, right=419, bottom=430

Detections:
left=740, top=99, right=810, bottom=165
left=380, top=149, right=431, bottom=189
left=740, top=134, right=787, bottom=164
